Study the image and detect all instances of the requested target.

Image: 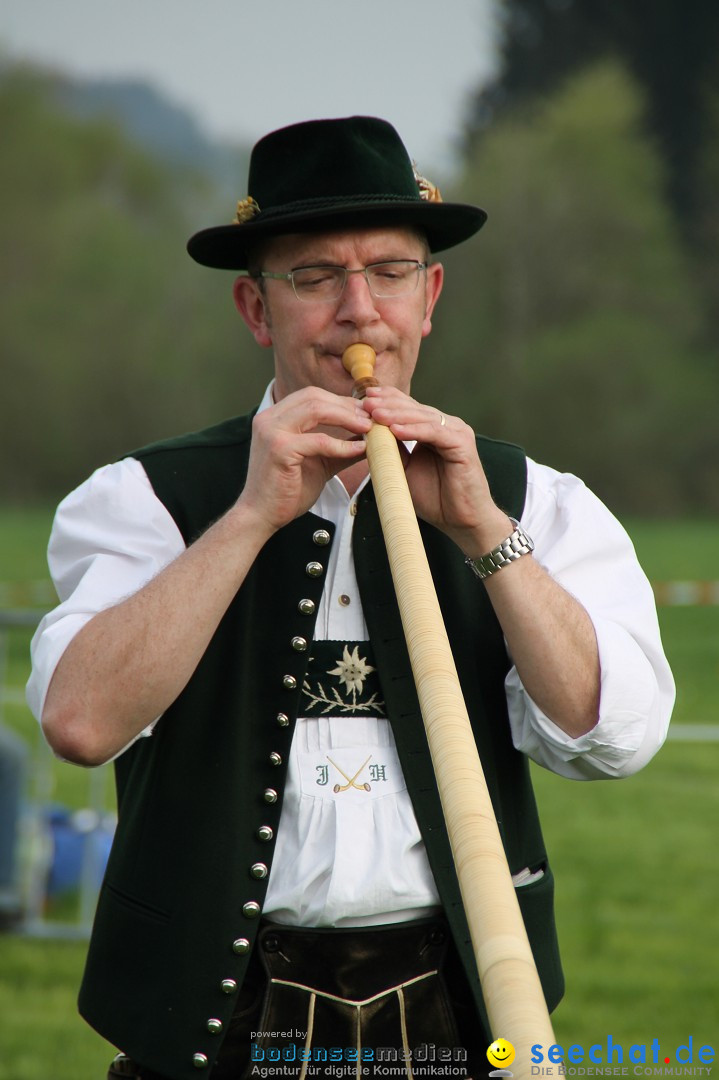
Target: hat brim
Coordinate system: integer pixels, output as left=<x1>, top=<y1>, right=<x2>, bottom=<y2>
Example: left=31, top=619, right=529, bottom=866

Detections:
left=187, top=200, right=487, bottom=270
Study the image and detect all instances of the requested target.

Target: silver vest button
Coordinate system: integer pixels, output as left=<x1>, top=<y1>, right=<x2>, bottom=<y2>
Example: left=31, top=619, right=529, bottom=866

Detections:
left=291, top=635, right=308, bottom=652
left=193, top=1053, right=209, bottom=1069
left=282, top=674, right=297, bottom=690
left=242, top=901, right=261, bottom=919
left=269, top=752, right=282, bottom=767
left=232, top=937, right=250, bottom=954
left=312, top=529, right=331, bottom=546
left=276, top=712, right=290, bottom=727
left=221, top=979, right=237, bottom=994
left=207, top=1018, right=223, bottom=1035
left=305, top=561, right=323, bottom=578
left=298, top=598, right=315, bottom=615
left=263, top=788, right=278, bottom=803
left=258, top=825, right=274, bottom=842
left=250, top=861, right=268, bottom=879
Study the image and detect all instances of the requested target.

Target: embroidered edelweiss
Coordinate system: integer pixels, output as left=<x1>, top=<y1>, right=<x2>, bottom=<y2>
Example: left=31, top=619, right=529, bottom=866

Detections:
left=412, top=161, right=443, bottom=203
left=328, top=645, right=375, bottom=697
left=233, top=196, right=260, bottom=224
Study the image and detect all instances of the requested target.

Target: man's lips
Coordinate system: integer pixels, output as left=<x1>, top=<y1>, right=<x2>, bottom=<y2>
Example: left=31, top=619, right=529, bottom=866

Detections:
left=322, top=345, right=386, bottom=365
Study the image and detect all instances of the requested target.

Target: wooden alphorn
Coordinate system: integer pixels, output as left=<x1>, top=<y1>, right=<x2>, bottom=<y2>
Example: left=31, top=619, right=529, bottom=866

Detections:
left=343, top=343, right=557, bottom=1077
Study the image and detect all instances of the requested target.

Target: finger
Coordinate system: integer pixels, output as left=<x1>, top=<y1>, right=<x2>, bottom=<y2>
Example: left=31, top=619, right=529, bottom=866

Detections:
left=362, top=387, right=450, bottom=429
left=273, top=429, right=367, bottom=465
left=366, top=403, right=458, bottom=445
left=272, top=387, right=372, bottom=435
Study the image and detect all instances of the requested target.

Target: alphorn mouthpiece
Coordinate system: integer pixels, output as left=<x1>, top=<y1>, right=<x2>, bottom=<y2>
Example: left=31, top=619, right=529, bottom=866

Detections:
left=342, top=343, right=376, bottom=379
left=342, top=343, right=377, bottom=398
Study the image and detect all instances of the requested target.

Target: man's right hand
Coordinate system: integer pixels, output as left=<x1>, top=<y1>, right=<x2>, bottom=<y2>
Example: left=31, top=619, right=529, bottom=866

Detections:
left=39, top=389, right=370, bottom=767
left=237, top=387, right=371, bottom=534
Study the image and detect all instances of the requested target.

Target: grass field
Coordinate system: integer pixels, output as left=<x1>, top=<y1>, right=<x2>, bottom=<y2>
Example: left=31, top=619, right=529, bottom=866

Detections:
left=0, top=508, right=717, bottom=1076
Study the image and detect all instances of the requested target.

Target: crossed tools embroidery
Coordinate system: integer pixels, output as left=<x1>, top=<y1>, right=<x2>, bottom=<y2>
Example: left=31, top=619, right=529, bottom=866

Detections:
left=327, top=754, right=372, bottom=793
left=316, top=755, right=389, bottom=794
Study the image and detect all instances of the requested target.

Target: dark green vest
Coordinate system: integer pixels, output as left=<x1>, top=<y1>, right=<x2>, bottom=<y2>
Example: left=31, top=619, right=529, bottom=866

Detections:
left=78, top=412, right=563, bottom=1080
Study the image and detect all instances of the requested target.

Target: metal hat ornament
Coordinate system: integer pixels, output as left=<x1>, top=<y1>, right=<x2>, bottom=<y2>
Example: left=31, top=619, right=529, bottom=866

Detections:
left=187, top=116, right=487, bottom=270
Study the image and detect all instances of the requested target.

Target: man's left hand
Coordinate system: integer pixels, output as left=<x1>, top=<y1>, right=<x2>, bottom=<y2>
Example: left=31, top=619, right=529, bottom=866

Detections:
left=360, top=386, right=510, bottom=557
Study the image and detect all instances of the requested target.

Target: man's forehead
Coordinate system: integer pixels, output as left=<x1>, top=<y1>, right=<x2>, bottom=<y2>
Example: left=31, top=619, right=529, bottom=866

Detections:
left=258, top=225, right=427, bottom=265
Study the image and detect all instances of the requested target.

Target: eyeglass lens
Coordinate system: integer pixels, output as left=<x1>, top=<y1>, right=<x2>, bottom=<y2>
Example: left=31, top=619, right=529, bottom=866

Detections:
left=291, top=261, right=423, bottom=301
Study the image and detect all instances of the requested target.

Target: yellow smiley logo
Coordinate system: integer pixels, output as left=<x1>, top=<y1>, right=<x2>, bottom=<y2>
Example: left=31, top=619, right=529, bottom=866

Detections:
left=487, top=1039, right=516, bottom=1069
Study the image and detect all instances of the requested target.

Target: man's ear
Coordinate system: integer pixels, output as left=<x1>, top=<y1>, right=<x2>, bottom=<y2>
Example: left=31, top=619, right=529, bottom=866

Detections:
left=233, top=276, right=273, bottom=348
left=421, top=261, right=444, bottom=339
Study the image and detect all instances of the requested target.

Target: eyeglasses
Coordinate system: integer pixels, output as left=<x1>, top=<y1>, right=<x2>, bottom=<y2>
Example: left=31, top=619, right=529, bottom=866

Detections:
left=252, top=260, right=427, bottom=303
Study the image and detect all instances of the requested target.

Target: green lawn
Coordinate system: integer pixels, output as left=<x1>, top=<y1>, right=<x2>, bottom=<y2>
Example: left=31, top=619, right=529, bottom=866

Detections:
left=0, top=742, right=714, bottom=1080
left=0, top=938, right=110, bottom=1080
left=534, top=742, right=718, bottom=1052
left=0, top=509, right=717, bottom=1076
left=621, top=517, right=719, bottom=581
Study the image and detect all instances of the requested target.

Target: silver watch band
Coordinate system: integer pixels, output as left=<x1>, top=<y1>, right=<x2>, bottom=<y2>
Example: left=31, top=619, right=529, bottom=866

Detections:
left=465, top=518, right=535, bottom=580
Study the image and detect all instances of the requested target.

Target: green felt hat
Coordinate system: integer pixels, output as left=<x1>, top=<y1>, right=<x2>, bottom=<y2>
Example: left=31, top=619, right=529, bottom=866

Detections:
left=187, top=116, right=487, bottom=270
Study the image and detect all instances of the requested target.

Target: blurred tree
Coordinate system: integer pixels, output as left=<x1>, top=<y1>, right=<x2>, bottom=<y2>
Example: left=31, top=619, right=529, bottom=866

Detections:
left=2, top=56, right=717, bottom=515
left=469, top=0, right=719, bottom=246
left=0, top=64, right=269, bottom=503
left=420, top=60, right=718, bottom=515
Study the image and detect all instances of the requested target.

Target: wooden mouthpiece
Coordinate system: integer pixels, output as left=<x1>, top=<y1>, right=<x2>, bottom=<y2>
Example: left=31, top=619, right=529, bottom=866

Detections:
left=342, top=343, right=377, bottom=398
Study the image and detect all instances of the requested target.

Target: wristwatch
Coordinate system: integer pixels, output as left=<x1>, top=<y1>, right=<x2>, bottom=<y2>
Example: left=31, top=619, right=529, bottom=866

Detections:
left=465, top=518, right=534, bottom=580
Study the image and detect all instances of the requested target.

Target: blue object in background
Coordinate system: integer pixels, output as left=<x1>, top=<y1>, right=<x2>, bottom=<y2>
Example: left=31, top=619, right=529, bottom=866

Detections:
left=45, top=806, right=115, bottom=896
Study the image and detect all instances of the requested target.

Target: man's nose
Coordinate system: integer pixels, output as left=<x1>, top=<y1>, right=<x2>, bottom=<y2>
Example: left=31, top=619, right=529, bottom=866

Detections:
left=335, top=269, right=381, bottom=323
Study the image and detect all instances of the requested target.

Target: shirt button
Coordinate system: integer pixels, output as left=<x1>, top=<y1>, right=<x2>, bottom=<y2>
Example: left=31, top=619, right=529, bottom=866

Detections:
left=338, top=594, right=351, bottom=607
left=350, top=502, right=359, bottom=516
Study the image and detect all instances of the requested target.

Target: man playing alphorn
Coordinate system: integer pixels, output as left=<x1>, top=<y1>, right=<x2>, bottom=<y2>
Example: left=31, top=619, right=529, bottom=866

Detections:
left=28, top=116, right=673, bottom=1080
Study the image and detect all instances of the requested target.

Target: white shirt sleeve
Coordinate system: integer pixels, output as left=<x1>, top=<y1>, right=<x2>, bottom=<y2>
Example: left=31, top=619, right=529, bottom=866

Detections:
left=507, top=459, right=675, bottom=780
left=26, top=458, right=185, bottom=722
left=27, top=446, right=674, bottom=784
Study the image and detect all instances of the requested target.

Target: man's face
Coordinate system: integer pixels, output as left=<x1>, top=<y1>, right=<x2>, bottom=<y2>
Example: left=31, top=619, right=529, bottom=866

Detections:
left=233, top=226, right=443, bottom=401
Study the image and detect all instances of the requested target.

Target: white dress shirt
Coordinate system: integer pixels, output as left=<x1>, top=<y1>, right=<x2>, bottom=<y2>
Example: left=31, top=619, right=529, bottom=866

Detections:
left=27, top=384, right=675, bottom=925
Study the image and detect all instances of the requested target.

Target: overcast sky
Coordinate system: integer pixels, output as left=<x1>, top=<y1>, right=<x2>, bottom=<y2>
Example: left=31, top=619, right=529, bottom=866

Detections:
left=0, top=0, right=500, bottom=177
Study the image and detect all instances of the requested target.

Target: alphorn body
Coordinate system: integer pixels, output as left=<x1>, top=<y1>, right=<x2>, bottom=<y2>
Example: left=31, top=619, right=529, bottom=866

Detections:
left=342, top=344, right=557, bottom=1077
